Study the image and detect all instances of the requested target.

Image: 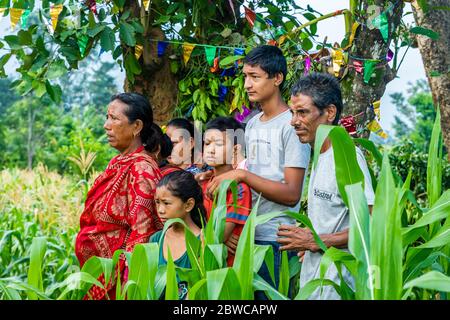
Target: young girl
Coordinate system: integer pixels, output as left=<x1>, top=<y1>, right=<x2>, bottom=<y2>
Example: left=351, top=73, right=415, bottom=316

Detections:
left=150, top=170, right=205, bottom=300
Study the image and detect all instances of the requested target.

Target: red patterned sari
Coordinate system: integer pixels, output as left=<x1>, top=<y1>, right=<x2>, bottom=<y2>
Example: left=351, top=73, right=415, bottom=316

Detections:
left=75, top=146, right=163, bottom=299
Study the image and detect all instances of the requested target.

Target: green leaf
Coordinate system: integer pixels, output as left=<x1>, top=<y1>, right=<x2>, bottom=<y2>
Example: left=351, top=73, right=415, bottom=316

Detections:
left=100, top=27, right=116, bottom=52
left=417, top=0, right=429, bottom=12
left=427, top=108, right=442, bottom=208
left=124, top=53, right=142, bottom=75
left=404, top=271, right=450, bottom=292
left=46, top=60, right=67, bottom=80
left=87, top=25, right=105, bottom=37
left=4, top=35, right=22, bottom=50
left=253, top=274, right=289, bottom=300
left=206, top=268, right=242, bottom=299
left=45, top=80, right=62, bottom=103
left=346, top=182, right=372, bottom=299
left=119, top=22, right=136, bottom=46
left=127, top=243, right=160, bottom=299
left=165, top=247, right=179, bottom=300
left=27, top=237, right=47, bottom=300
left=219, top=55, right=244, bottom=68
left=17, top=30, right=32, bottom=45
left=410, top=27, right=440, bottom=40
left=417, top=224, right=450, bottom=249
left=295, top=278, right=341, bottom=300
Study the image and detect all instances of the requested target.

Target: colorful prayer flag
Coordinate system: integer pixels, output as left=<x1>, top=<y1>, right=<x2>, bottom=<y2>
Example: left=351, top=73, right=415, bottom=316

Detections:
left=218, top=84, right=228, bottom=103
left=135, top=44, right=143, bottom=59
left=304, top=56, right=311, bottom=75
left=50, top=4, right=63, bottom=31
left=343, top=22, right=360, bottom=50
left=386, top=48, right=394, bottom=62
left=372, top=100, right=381, bottom=120
left=370, top=12, right=388, bottom=42
left=234, top=106, right=251, bottom=123
left=85, top=0, right=97, bottom=15
left=142, top=0, right=150, bottom=11
left=340, top=115, right=357, bottom=136
left=367, top=119, right=387, bottom=139
left=210, top=57, right=220, bottom=73
left=182, top=43, right=195, bottom=65
left=244, top=6, right=256, bottom=28
left=21, top=9, right=31, bottom=28
left=10, top=8, right=23, bottom=29
left=331, top=49, right=344, bottom=77
left=204, top=46, right=216, bottom=66
left=363, top=60, right=378, bottom=83
left=157, top=41, right=168, bottom=57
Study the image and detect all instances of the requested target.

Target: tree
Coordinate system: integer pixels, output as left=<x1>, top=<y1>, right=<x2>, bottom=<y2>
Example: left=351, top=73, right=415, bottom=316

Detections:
left=0, top=0, right=434, bottom=137
left=410, top=0, right=450, bottom=159
left=391, top=79, right=436, bottom=152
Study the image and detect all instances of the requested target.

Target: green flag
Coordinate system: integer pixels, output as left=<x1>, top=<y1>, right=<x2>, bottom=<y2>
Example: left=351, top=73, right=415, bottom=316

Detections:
left=21, top=9, right=31, bottom=28
left=204, top=46, right=216, bottom=66
left=363, top=60, right=378, bottom=84
left=370, top=12, right=388, bottom=42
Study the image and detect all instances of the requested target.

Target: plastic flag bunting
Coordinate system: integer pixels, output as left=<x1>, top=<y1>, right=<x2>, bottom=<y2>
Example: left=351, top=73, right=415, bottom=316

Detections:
left=50, top=4, right=63, bottom=31
left=157, top=41, right=168, bottom=57
left=218, top=84, right=228, bottom=103
left=135, top=44, right=143, bottom=59
left=343, top=22, right=360, bottom=50
left=143, top=0, right=150, bottom=11
left=353, top=60, right=363, bottom=74
left=304, top=56, right=311, bottom=75
left=244, top=6, right=256, bottom=28
left=367, top=119, right=387, bottom=139
left=21, top=9, right=31, bottom=28
left=182, top=43, right=195, bottom=65
left=339, top=115, right=357, bottom=136
left=210, top=57, right=220, bottom=73
left=234, top=48, right=244, bottom=56
left=363, top=60, right=378, bottom=83
left=370, top=12, right=388, bottom=42
left=204, top=46, right=216, bottom=66
left=10, top=8, right=23, bottom=29
left=235, top=106, right=251, bottom=123
left=85, top=0, right=97, bottom=15
left=386, top=48, right=394, bottom=62
left=0, top=8, right=6, bottom=17
left=331, top=49, right=344, bottom=77
left=372, top=100, right=381, bottom=120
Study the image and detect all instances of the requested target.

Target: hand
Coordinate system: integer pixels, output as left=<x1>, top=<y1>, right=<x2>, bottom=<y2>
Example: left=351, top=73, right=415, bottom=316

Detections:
left=225, top=233, right=239, bottom=255
left=206, top=170, right=244, bottom=199
left=194, top=170, right=213, bottom=183
left=297, top=250, right=306, bottom=263
left=276, top=224, right=320, bottom=252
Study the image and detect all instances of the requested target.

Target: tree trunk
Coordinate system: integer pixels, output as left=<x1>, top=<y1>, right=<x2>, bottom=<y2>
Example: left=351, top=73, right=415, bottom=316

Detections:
left=341, top=0, right=403, bottom=138
left=411, top=0, right=450, bottom=159
left=27, top=104, right=36, bottom=170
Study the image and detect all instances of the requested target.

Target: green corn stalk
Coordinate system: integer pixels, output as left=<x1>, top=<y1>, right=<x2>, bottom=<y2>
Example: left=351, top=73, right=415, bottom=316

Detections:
left=27, top=237, right=47, bottom=300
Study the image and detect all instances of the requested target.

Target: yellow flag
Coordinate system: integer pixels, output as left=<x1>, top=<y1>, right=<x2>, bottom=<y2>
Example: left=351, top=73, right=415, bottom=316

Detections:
left=0, top=8, right=6, bottom=16
left=135, top=45, right=143, bottom=59
left=10, top=8, right=24, bottom=29
left=372, top=100, right=381, bottom=120
left=142, top=0, right=150, bottom=11
left=331, top=48, right=344, bottom=77
left=50, top=4, right=63, bottom=31
left=343, top=22, right=360, bottom=50
left=367, top=119, right=388, bottom=139
left=182, top=43, right=195, bottom=65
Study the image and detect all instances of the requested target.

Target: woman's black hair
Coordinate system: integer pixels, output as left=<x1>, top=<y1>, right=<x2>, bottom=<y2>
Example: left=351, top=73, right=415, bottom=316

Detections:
left=157, top=170, right=206, bottom=228
left=110, top=92, right=158, bottom=152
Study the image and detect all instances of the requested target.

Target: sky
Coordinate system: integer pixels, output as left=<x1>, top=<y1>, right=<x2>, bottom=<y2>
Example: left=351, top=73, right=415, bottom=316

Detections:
left=0, top=1, right=426, bottom=134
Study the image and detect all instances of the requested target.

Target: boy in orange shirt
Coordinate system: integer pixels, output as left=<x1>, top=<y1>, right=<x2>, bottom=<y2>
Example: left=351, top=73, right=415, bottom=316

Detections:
left=201, top=117, right=252, bottom=266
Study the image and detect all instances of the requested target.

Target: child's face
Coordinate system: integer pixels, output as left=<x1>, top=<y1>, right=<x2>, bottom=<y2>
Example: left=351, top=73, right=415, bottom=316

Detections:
left=155, top=186, right=192, bottom=223
left=166, top=126, right=193, bottom=166
left=203, top=129, right=234, bottom=167
left=243, top=64, right=282, bottom=103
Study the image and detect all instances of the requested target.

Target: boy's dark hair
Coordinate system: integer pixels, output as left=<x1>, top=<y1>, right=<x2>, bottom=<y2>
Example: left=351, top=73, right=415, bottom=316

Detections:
left=110, top=93, right=159, bottom=153
left=157, top=170, right=206, bottom=228
left=145, top=124, right=173, bottom=164
left=290, top=72, right=343, bottom=125
left=243, top=45, right=287, bottom=88
left=205, top=116, right=245, bottom=146
left=167, top=118, right=195, bottom=138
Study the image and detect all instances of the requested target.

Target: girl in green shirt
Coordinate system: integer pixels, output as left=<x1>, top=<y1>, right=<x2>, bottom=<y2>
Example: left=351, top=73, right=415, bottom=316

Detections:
left=150, top=170, right=205, bottom=299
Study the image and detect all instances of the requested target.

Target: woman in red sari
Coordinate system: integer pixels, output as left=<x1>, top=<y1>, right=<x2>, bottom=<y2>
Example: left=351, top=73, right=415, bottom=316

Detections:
left=75, top=93, right=163, bottom=299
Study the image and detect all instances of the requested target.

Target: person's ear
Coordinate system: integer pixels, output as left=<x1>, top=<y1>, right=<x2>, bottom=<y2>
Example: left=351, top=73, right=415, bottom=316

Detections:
left=274, top=72, right=284, bottom=87
left=134, top=119, right=144, bottom=137
left=184, top=197, right=195, bottom=213
left=326, top=104, right=337, bottom=124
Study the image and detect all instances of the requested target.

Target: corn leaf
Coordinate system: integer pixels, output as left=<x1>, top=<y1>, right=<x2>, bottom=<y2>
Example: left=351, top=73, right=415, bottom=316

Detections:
left=346, top=182, right=372, bottom=299
left=27, top=237, right=47, bottom=300
left=404, top=271, right=450, bottom=292
left=253, top=274, right=289, bottom=300
left=295, top=278, right=342, bottom=300
left=206, top=268, right=242, bottom=299
left=278, top=250, right=290, bottom=297
left=165, top=247, right=178, bottom=300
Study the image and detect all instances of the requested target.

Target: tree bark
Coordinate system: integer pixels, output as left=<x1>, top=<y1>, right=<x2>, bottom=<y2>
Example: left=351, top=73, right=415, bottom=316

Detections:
left=411, top=0, right=450, bottom=158
left=341, top=0, right=403, bottom=138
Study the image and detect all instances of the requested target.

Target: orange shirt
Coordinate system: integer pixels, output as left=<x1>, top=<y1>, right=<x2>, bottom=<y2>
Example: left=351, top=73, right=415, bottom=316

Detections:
left=201, top=176, right=252, bottom=266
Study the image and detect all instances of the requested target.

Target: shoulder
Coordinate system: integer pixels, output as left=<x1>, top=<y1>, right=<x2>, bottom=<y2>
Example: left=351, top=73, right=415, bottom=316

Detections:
left=149, top=230, right=162, bottom=243
left=131, top=154, right=161, bottom=177
left=245, top=112, right=263, bottom=128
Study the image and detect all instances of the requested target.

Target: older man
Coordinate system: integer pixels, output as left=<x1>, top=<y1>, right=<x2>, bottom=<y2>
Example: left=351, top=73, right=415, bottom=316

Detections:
left=277, top=73, right=375, bottom=300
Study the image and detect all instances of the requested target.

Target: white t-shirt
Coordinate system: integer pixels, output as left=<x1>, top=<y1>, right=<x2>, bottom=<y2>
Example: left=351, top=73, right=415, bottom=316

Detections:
left=300, top=146, right=375, bottom=300
left=245, top=110, right=311, bottom=241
